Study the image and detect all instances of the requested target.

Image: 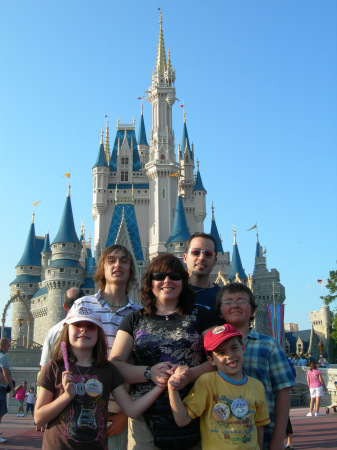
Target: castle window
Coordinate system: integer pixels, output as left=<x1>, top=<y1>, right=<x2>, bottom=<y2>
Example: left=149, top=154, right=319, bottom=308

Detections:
left=29, top=284, right=33, bottom=287
left=20, top=267, right=23, bottom=270
left=121, top=157, right=129, bottom=165
left=16, top=284, right=19, bottom=287
left=86, top=290, right=90, bottom=294
left=76, top=270, right=78, bottom=273
left=60, top=268, right=64, bottom=273
left=121, top=172, right=129, bottom=181
left=161, top=155, right=165, bottom=160
left=30, top=266, right=32, bottom=269
left=162, top=188, right=166, bottom=199
left=62, top=243, right=66, bottom=247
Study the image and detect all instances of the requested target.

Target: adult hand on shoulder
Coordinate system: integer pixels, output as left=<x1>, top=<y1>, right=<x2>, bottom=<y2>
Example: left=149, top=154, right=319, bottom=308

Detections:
left=168, top=365, right=192, bottom=390
left=107, top=412, right=128, bottom=436
left=151, top=362, right=174, bottom=388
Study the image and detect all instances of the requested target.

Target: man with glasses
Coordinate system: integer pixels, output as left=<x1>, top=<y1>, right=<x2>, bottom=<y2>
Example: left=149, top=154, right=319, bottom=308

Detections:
left=183, top=233, right=220, bottom=320
left=0, top=338, right=15, bottom=444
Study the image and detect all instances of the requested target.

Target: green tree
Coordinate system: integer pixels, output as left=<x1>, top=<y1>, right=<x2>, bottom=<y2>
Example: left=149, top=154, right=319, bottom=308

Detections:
left=331, top=312, right=337, bottom=342
left=322, top=270, right=337, bottom=304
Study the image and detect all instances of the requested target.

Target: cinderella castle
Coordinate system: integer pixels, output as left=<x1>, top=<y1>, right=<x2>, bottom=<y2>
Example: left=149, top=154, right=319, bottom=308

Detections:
left=6, top=13, right=286, bottom=347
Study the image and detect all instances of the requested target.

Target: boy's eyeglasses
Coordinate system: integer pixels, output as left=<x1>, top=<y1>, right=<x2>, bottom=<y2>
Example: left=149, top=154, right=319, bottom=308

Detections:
left=221, top=300, right=250, bottom=307
left=188, top=249, right=215, bottom=258
left=152, top=272, right=182, bottom=281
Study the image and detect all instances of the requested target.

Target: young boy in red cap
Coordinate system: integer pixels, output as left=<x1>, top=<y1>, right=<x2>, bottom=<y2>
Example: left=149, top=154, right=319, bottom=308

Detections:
left=168, top=324, right=270, bottom=449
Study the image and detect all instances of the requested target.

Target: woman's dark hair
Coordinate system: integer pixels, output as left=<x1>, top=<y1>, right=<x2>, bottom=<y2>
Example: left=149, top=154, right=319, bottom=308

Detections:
left=215, top=282, right=257, bottom=322
left=140, top=253, right=195, bottom=316
left=51, top=323, right=108, bottom=367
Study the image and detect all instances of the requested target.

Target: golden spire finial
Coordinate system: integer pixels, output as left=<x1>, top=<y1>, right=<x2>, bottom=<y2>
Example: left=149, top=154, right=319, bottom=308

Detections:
left=100, top=127, right=103, bottom=145
left=233, top=223, right=237, bottom=245
left=197, top=158, right=200, bottom=172
left=156, top=7, right=166, bottom=74
left=141, top=101, right=143, bottom=115
left=211, top=201, right=215, bottom=221
left=88, top=232, right=92, bottom=249
left=67, top=181, right=71, bottom=197
left=81, top=220, right=85, bottom=238
left=32, top=201, right=41, bottom=223
left=183, top=108, right=186, bottom=124
left=133, top=114, right=135, bottom=127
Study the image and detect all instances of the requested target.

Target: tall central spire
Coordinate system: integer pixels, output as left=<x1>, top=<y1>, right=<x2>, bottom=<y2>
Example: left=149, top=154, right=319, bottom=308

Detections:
left=156, top=11, right=166, bottom=74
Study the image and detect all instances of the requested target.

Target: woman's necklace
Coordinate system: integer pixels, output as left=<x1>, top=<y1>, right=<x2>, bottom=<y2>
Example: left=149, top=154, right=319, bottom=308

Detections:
left=75, top=365, right=91, bottom=396
left=101, top=295, right=129, bottom=309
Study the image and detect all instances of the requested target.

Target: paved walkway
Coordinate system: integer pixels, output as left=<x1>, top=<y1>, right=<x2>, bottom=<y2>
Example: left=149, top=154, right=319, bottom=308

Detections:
left=0, top=407, right=336, bottom=449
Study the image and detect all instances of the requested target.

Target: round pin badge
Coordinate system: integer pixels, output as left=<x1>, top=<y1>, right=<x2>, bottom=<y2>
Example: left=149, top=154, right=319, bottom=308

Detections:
left=85, top=378, right=103, bottom=397
left=212, top=402, right=230, bottom=422
left=231, top=398, right=248, bottom=418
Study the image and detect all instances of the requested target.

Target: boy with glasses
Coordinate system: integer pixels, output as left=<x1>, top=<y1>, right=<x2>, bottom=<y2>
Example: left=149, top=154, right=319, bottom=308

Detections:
left=184, top=233, right=220, bottom=320
left=215, top=283, right=295, bottom=450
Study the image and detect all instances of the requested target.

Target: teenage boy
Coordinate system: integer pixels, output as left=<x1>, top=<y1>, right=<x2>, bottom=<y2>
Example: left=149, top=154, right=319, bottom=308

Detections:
left=168, top=324, right=270, bottom=449
left=215, top=283, right=295, bottom=450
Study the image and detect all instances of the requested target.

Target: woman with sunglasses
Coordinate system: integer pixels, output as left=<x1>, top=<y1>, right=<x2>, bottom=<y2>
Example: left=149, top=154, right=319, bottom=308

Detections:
left=110, top=253, right=216, bottom=449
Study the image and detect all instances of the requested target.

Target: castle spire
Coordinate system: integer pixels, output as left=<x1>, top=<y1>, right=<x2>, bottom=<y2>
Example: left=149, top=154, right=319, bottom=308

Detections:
left=138, top=103, right=148, bottom=145
left=16, top=221, right=40, bottom=267
left=156, top=11, right=167, bottom=74
left=166, top=196, right=190, bottom=244
left=93, top=129, right=108, bottom=168
left=52, top=189, right=80, bottom=245
left=210, top=202, right=224, bottom=253
left=104, top=115, right=111, bottom=165
left=228, top=224, right=247, bottom=280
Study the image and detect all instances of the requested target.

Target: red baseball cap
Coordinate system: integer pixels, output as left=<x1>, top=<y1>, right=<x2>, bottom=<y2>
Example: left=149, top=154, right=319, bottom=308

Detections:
left=204, top=324, right=242, bottom=351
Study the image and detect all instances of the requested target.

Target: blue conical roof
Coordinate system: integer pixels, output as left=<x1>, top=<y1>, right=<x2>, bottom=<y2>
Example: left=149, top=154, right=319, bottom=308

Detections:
left=193, top=170, right=206, bottom=192
left=228, top=244, right=247, bottom=280
left=42, top=232, right=51, bottom=253
left=210, top=219, right=224, bottom=253
left=93, top=142, right=108, bottom=168
left=167, top=196, right=190, bottom=244
left=110, top=128, right=141, bottom=172
left=255, top=241, right=263, bottom=259
left=180, top=121, right=192, bottom=158
left=52, top=195, right=80, bottom=245
left=138, top=113, right=148, bottom=146
left=16, top=222, right=42, bottom=267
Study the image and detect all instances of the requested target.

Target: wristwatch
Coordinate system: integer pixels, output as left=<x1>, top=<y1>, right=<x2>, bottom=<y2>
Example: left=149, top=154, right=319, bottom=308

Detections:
left=144, top=366, right=151, bottom=381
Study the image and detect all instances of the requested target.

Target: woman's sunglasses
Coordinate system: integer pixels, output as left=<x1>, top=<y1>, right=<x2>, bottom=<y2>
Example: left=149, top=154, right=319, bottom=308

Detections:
left=152, top=272, right=182, bottom=281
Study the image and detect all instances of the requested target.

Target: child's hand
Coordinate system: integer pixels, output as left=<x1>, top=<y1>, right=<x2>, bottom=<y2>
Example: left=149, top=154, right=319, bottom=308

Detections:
left=62, top=371, right=75, bottom=399
left=150, top=362, right=174, bottom=388
left=168, top=365, right=191, bottom=390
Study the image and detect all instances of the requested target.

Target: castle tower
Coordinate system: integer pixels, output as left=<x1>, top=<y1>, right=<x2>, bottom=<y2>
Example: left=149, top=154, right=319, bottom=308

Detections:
left=137, top=102, right=149, bottom=167
left=146, top=12, right=179, bottom=257
left=192, top=161, right=207, bottom=232
left=44, top=186, right=85, bottom=335
left=92, top=129, right=109, bottom=249
left=10, top=213, right=43, bottom=342
left=209, top=203, right=231, bottom=284
left=253, top=231, right=285, bottom=336
left=166, top=195, right=191, bottom=258
left=179, top=111, right=194, bottom=200
left=41, top=231, right=52, bottom=276
left=227, top=224, right=247, bottom=282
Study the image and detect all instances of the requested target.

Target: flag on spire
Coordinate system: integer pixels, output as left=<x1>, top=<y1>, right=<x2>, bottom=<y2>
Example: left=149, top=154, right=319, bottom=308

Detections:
left=317, top=279, right=323, bottom=284
left=247, top=224, right=257, bottom=231
left=63, top=172, right=71, bottom=179
left=33, top=201, right=41, bottom=207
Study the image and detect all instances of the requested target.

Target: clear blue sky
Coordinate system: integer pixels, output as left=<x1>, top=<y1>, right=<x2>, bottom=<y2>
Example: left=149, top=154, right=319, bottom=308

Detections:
left=1, top=0, right=336, bottom=331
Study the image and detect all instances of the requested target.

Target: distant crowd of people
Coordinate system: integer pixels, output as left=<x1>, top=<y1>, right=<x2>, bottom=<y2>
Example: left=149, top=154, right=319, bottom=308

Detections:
left=289, top=352, right=329, bottom=368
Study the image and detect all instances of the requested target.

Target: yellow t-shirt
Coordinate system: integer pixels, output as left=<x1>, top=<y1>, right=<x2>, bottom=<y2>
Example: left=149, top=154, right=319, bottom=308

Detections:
left=183, top=371, right=270, bottom=449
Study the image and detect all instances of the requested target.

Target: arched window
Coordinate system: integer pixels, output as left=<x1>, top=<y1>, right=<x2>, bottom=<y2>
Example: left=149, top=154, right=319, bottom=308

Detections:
left=162, top=188, right=166, bottom=199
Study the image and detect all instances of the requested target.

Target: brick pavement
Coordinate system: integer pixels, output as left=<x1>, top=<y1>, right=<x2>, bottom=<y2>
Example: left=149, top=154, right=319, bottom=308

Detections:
left=0, top=407, right=336, bottom=449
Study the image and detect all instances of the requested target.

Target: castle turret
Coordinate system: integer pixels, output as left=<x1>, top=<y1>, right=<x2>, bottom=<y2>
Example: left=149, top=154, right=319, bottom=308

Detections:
left=146, top=12, right=179, bottom=256
left=166, top=196, right=191, bottom=258
left=228, top=224, right=247, bottom=282
left=179, top=111, right=195, bottom=200
left=41, top=230, right=51, bottom=272
left=44, top=186, right=85, bottom=331
left=92, top=129, right=110, bottom=249
left=209, top=203, right=231, bottom=284
left=10, top=213, right=43, bottom=341
left=138, top=103, right=149, bottom=167
left=192, top=161, right=207, bottom=231
left=252, top=230, right=285, bottom=336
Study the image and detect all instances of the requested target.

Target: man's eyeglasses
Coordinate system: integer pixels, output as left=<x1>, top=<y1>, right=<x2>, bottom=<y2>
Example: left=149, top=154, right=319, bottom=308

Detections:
left=221, top=300, right=250, bottom=307
left=188, top=249, right=215, bottom=258
left=152, top=272, right=182, bottom=281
